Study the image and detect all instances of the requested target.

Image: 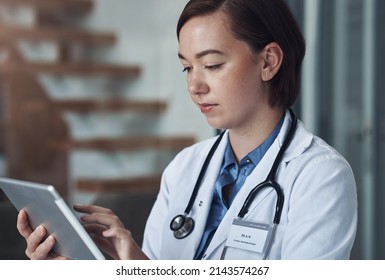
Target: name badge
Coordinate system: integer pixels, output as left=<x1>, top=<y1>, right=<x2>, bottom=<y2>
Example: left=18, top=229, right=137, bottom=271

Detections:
left=225, top=219, right=271, bottom=254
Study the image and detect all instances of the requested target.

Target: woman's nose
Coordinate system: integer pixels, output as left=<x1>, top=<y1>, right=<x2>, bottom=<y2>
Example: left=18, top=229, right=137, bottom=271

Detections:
left=188, top=72, right=209, bottom=96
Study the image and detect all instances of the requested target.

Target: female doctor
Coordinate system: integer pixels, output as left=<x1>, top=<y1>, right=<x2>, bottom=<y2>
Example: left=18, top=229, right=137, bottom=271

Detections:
left=17, top=0, right=357, bottom=260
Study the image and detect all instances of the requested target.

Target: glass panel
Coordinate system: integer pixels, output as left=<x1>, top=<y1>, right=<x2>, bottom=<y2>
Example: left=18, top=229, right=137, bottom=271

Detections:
left=294, top=0, right=385, bottom=259
left=374, top=0, right=385, bottom=260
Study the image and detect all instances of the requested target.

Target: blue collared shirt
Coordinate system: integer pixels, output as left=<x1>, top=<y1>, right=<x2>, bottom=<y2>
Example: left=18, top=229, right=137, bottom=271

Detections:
left=194, top=117, right=284, bottom=259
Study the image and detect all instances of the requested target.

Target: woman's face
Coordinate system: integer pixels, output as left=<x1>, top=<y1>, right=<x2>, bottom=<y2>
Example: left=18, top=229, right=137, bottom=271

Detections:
left=178, top=13, right=271, bottom=131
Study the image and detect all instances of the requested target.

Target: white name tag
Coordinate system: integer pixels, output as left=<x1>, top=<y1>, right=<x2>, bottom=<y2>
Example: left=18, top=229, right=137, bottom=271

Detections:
left=225, top=219, right=271, bottom=254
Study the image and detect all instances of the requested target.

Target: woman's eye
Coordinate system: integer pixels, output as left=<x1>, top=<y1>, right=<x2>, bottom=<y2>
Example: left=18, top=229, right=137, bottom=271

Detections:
left=204, top=64, right=223, bottom=71
left=182, top=67, right=192, bottom=73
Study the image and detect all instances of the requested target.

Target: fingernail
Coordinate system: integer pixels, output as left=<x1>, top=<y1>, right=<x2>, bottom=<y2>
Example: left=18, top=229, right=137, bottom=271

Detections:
left=37, top=226, right=44, bottom=235
left=45, top=235, right=54, bottom=246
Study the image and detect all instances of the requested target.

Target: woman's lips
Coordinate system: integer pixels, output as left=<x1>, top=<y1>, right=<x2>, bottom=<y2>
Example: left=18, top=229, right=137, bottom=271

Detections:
left=199, top=103, right=217, bottom=114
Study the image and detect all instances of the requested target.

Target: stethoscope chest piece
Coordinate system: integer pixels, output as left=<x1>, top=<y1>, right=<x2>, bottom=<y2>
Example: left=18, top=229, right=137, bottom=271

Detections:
left=170, top=214, right=195, bottom=239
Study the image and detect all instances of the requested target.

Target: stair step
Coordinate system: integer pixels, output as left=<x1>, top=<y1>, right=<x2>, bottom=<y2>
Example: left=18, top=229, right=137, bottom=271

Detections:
left=0, top=62, right=141, bottom=77
left=76, top=174, right=162, bottom=193
left=52, top=136, right=196, bottom=151
left=0, top=25, right=116, bottom=46
left=0, top=0, right=93, bottom=15
left=53, top=99, right=167, bottom=113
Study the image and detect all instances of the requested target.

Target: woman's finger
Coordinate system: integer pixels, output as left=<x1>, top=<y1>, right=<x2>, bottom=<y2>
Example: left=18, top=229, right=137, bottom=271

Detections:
left=16, top=210, right=33, bottom=239
left=25, top=225, right=47, bottom=256
left=80, top=212, right=124, bottom=229
left=83, top=223, right=108, bottom=236
left=91, top=235, right=118, bottom=259
left=73, top=204, right=114, bottom=215
left=102, top=226, right=132, bottom=239
left=29, top=235, right=56, bottom=260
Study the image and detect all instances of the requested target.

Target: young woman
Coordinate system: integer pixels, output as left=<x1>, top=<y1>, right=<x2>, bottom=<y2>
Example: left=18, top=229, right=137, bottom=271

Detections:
left=17, top=0, right=357, bottom=260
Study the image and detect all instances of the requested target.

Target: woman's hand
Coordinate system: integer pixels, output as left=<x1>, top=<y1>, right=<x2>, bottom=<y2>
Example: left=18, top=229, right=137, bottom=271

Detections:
left=73, top=204, right=149, bottom=260
left=16, top=209, right=68, bottom=260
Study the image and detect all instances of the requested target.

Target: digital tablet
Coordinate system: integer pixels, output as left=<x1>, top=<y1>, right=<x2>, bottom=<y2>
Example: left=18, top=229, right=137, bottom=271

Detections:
left=0, top=177, right=105, bottom=260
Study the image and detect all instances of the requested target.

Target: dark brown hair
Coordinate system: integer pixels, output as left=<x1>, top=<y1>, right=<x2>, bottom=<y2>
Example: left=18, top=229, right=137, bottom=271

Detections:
left=177, top=0, right=306, bottom=109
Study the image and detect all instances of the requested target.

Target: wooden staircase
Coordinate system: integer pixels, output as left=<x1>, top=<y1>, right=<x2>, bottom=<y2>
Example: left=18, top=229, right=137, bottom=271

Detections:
left=0, top=0, right=195, bottom=196
left=0, top=60, right=142, bottom=77
left=0, top=25, right=117, bottom=46
left=0, top=0, right=94, bottom=16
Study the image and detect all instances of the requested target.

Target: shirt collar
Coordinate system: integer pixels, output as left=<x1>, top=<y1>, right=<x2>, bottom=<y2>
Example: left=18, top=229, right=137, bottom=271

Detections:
left=221, top=114, right=285, bottom=170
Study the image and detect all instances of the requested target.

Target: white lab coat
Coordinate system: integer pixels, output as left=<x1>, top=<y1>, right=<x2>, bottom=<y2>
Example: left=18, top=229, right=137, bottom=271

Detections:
left=142, top=110, right=358, bottom=260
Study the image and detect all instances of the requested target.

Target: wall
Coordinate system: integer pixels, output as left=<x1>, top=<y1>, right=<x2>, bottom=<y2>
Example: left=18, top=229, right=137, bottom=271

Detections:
left=79, top=0, right=214, bottom=139
left=1, top=0, right=216, bottom=203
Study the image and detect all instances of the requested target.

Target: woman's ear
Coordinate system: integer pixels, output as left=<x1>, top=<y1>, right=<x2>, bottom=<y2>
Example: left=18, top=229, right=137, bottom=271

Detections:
left=261, top=42, right=284, bottom=82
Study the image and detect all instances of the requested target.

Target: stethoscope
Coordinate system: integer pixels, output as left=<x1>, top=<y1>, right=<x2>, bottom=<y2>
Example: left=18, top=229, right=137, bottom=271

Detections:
left=170, top=109, right=298, bottom=256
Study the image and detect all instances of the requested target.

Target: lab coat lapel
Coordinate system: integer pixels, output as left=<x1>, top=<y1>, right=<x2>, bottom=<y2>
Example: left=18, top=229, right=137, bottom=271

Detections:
left=187, top=131, right=229, bottom=256
left=204, top=137, right=281, bottom=258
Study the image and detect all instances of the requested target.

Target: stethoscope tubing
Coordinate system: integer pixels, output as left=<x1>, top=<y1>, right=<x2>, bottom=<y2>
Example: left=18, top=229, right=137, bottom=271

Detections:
left=170, top=109, right=298, bottom=250
left=238, top=109, right=297, bottom=222
left=183, top=131, right=226, bottom=215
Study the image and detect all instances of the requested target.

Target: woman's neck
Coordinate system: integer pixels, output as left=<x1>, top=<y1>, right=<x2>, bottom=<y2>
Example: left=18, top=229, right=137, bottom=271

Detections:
left=228, top=108, right=285, bottom=162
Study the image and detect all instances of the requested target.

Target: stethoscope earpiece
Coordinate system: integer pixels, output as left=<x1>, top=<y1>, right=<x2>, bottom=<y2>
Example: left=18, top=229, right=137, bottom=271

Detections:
left=170, top=214, right=195, bottom=239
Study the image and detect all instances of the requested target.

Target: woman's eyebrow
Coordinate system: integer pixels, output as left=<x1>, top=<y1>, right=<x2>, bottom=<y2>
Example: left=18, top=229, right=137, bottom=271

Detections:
left=178, top=49, right=225, bottom=60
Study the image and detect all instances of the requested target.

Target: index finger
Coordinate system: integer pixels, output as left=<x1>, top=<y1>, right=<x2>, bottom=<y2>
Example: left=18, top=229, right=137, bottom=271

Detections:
left=73, top=204, right=114, bottom=215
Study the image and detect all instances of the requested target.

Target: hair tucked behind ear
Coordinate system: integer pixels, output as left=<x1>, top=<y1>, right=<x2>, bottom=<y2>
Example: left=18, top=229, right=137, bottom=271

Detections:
left=177, top=0, right=306, bottom=109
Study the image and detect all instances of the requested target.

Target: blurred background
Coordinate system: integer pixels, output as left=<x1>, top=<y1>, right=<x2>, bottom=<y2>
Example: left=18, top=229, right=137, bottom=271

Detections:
left=0, top=0, right=383, bottom=260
